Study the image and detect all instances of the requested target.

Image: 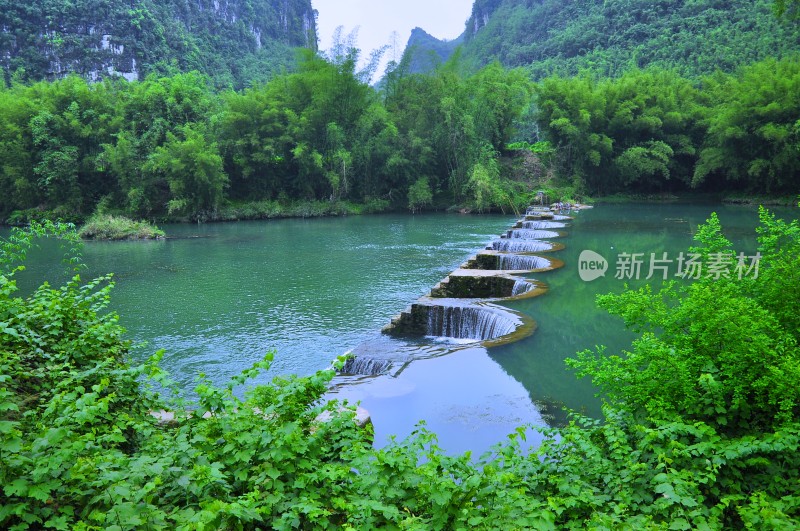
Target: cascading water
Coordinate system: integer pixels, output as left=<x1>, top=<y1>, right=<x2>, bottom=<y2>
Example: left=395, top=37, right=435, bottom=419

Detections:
left=491, top=240, right=560, bottom=253
left=498, top=254, right=552, bottom=271
left=511, top=279, right=535, bottom=296
left=521, top=221, right=568, bottom=230
left=525, top=207, right=551, bottom=215
left=425, top=303, right=519, bottom=341
left=508, top=229, right=561, bottom=239
left=375, top=202, right=583, bottom=367
left=340, top=356, right=392, bottom=375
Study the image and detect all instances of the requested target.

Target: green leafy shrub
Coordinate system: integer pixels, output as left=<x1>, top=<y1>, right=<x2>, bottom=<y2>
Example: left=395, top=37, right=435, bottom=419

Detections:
left=570, top=211, right=800, bottom=434
left=408, top=177, right=434, bottom=213
left=0, top=222, right=372, bottom=529
left=564, top=210, right=800, bottom=527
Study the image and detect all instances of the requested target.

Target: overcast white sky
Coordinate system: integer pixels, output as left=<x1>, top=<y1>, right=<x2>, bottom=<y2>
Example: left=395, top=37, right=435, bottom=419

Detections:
left=312, top=0, right=474, bottom=66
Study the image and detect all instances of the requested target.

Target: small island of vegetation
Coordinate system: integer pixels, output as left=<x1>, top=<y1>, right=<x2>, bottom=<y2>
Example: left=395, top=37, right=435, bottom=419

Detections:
left=77, top=214, right=165, bottom=241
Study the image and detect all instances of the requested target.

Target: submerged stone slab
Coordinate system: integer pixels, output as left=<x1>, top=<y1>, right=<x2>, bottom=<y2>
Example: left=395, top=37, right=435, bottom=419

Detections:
left=465, top=251, right=565, bottom=273
left=506, top=228, right=564, bottom=239
left=430, top=269, right=546, bottom=300
left=520, top=220, right=569, bottom=230
left=339, top=356, right=392, bottom=375
left=152, top=406, right=372, bottom=430
left=525, top=207, right=555, bottom=219
left=383, top=298, right=536, bottom=346
left=489, top=239, right=566, bottom=253
left=315, top=406, right=372, bottom=429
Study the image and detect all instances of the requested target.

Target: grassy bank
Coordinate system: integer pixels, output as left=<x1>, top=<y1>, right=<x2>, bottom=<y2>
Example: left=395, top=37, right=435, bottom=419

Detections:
left=78, top=214, right=165, bottom=240
left=591, top=192, right=683, bottom=203
left=721, top=193, right=800, bottom=206
left=592, top=192, right=800, bottom=206
left=206, top=198, right=391, bottom=222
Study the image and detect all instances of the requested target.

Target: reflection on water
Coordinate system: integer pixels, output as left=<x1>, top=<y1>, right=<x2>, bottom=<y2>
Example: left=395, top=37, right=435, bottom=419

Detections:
left=331, top=346, right=551, bottom=457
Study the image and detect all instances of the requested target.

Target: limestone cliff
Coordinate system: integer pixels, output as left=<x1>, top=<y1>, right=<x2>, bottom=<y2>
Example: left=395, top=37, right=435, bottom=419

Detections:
left=0, top=0, right=317, bottom=87
left=463, top=0, right=504, bottom=40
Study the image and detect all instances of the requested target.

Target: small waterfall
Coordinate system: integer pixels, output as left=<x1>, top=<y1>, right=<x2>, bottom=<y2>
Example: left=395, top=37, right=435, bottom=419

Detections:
left=511, top=279, right=534, bottom=296
left=498, top=254, right=551, bottom=271
left=426, top=304, right=518, bottom=341
left=492, top=240, right=557, bottom=253
left=339, top=357, right=391, bottom=375
left=509, top=229, right=561, bottom=239
left=521, top=221, right=567, bottom=230
left=526, top=207, right=551, bottom=215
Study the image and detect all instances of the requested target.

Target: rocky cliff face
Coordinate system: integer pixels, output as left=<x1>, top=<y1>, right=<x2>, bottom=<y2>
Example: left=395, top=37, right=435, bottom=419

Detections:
left=463, top=0, right=504, bottom=39
left=0, top=0, right=317, bottom=87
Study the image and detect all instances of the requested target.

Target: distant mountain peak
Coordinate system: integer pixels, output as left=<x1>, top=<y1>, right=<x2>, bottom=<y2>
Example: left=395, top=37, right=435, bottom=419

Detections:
left=402, top=25, right=464, bottom=73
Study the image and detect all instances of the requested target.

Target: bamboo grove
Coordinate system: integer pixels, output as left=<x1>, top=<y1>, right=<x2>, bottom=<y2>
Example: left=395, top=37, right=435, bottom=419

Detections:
left=0, top=51, right=798, bottom=222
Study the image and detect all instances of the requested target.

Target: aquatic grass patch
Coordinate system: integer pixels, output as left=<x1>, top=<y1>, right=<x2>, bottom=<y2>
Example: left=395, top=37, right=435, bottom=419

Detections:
left=592, top=192, right=681, bottom=203
left=722, top=193, right=800, bottom=206
left=212, top=198, right=391, bottom=221
left=78, top=214, right=165, bottom=240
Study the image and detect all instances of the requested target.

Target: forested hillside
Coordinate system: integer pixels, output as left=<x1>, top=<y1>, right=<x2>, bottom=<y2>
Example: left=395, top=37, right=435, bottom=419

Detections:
left=0, top=0, right=317, bottom=88
left=408, top=0, right=800, bottom=79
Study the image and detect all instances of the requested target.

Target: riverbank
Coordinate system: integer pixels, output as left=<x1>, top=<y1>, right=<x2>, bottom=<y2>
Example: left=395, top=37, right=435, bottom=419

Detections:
left=6, top=193, right=794, bottom=239
left=200, top=198, right=391, bottom=222
left=721, top=193, right=799, bottom=206
left=3, top=199, right=394, bottom=227
left=592, top=192, right=798, bottom=206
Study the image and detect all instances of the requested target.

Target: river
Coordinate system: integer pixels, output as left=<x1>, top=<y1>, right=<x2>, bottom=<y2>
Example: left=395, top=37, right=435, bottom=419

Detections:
left=11, top=203, right=791, bottom=456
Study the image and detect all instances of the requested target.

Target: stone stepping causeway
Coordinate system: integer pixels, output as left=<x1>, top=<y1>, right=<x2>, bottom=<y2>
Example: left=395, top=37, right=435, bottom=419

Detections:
left=339, top=205, right=585, bottom=376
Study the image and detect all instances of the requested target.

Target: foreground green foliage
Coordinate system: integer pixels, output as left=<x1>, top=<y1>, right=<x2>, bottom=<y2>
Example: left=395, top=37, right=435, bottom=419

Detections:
left=2, top=211, right=799, bottom=528
left=564, top=208, right=800, bottom=527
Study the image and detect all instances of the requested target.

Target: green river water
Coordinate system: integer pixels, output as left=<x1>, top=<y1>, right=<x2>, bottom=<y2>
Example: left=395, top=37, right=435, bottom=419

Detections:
left=13, top=203, right=793, bottom=456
